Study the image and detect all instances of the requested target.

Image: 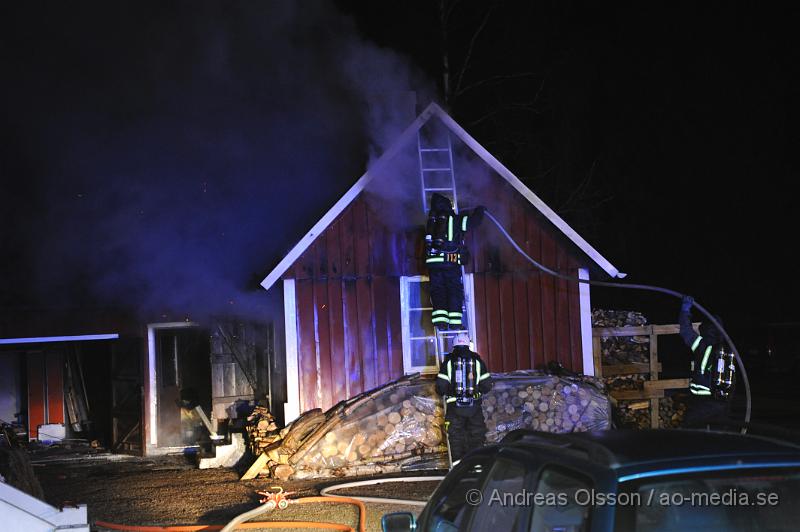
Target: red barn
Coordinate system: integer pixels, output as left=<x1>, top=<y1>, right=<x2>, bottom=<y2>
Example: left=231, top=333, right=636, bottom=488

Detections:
left=260, top=103, right=624, bottom=422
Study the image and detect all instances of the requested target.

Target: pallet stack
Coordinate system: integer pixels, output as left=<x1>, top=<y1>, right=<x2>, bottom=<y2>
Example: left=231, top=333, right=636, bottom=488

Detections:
left=592, top=309, right=692, bottom=429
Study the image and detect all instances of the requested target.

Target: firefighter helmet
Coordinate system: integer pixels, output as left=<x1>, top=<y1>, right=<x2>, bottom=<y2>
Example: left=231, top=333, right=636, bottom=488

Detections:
left=454, top=333, right=470, bottom=347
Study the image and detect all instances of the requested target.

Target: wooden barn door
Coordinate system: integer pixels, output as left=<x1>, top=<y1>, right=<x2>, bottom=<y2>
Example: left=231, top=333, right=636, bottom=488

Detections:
left=110, top=338, right=143, bottom=454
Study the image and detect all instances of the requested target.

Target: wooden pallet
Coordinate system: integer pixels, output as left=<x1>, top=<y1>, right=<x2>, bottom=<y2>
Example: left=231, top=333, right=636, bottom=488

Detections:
left=593, top=323, right=695, bottom=428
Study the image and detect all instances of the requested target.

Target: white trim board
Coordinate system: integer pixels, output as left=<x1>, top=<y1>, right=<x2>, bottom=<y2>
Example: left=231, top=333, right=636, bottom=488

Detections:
left=282, top=279, right=301, bottom=424
left=260, top=103, right=623, bottom=292
left=578, top=268, right=594, bottom=376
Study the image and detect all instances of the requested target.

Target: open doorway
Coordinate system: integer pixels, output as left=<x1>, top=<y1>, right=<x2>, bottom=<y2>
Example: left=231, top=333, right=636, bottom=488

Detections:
left=146, top=323, right=211, bottom=452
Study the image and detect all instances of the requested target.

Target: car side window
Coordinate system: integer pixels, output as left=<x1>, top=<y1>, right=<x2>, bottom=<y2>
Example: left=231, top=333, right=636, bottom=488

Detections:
left=469, top=457, right=529, bottom=531
left=529, top=466, right=592, bottom=532
left=425, top=457, right=489, bottom=532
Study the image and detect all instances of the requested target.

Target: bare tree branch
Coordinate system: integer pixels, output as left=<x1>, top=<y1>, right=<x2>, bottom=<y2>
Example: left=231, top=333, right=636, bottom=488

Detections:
left=443, top=0, right=462, bottom=24
left=455, top=71, right=541, bottom=98
left=468, top=102, right=542, bottom=127
left=453, top=5, right=495, bottom=98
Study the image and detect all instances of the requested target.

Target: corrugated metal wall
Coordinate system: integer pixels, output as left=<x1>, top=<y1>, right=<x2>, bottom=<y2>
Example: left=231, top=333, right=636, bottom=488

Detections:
left=286, top=180, right=586, bottom=412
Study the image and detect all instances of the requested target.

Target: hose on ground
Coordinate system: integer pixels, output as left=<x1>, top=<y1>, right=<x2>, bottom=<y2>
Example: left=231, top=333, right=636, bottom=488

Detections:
left=319, top=475, right=446, bottom=507
left=95, top=495, right=366, bottom=532
left=220, top=496, right=366, bottom=532
left=483, top=210, right=752, bottom=431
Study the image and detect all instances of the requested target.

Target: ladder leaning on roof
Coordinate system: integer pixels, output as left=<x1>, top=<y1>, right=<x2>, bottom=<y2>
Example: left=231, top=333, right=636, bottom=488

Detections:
left=417, top=129, right=471, bottom=361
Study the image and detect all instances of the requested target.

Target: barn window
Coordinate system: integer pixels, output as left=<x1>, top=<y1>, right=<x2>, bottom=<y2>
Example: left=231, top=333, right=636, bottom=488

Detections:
left=400, top=274, right=477, bottom=374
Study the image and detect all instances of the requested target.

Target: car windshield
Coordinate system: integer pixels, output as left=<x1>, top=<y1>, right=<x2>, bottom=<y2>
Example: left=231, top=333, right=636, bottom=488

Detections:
left=622, top=468, right=800, bottom=532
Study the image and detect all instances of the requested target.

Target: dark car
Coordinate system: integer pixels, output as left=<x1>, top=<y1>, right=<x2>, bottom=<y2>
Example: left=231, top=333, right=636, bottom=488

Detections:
left=382, top=429, right=800, bottom=531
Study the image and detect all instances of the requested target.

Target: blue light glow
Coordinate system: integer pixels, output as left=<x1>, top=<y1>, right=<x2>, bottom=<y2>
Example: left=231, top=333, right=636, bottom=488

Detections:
left=618, top=462, right=800, bottom=483
left=0, top=333, right=119, bottom=345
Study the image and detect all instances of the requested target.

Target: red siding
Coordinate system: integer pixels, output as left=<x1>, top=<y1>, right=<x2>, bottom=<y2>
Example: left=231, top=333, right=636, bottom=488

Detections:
left=327, top=279, right=347, bottom=405
left=342, top=280, right=363, bottom=397
left=539, top=230, right=558, bottom=366
left=555, top=246, right=572, bottom=367
left=526, top=214, right=545, bottom=369
left=295, top=280, right=318, bottom=412
left=287, top=173, right=592, bottom=410
left=356, top=278, right=377, bottom=391
left=27, top=352, right=45, bottom=440
left=46, top=351, right=64, bottom=425
left=313, top=281, right=334, bottom=410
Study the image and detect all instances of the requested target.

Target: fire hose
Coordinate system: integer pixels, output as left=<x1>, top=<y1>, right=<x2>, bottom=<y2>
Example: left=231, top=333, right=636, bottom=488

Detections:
left=483, top=210, right=752, bottom=431
left=319, top=475, right=446, bottom=507
left=95, top=490, right=367, bottom=532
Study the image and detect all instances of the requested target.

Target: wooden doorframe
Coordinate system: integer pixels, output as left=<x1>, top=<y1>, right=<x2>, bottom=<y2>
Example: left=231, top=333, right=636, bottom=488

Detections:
left=144, top=322, right=198, bottom=453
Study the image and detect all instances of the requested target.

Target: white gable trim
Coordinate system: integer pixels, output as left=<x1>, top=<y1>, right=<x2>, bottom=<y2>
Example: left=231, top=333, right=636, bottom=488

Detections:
left=260, top=105, right=439, bottom=291
left=429, top=106, right=622, bottom=279
left=260, top=103, right=621, bottom=291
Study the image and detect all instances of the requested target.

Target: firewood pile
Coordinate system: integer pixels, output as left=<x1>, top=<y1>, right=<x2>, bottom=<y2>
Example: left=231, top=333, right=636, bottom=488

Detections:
left=594, top=309, right=652, bottom=428
left=482, top=371, right=610, bottom=442
left=659, top=397, right=686, bottom=428
left=614, top=399, right=652, bottom=429
left=243, top=374, right=448, bottom=481
left=592, top=309, right=650, bottom=365
left=593, top=310, right=688, bottom=429
left=245, top=406, right=283, bottom=455
left=244, top=371, right=612, bottom=480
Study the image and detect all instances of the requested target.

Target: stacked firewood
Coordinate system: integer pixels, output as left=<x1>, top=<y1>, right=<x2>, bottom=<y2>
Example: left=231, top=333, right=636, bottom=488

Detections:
left=591, top=309, right=648, bottom=328
left=614, top=400, right=652, bottom=429
left=483, top=373, right=610, bottom=442
left=295, top=388, right=446, bottom=478
left=592, top=309, right=649, bottom=365
left=659, top=397, right=686, bottom=428
left=594, top=310, right=652, bottom=428
left=242, top=374, right=448, bottom=481
left=245, top=406, right=282, bottom=455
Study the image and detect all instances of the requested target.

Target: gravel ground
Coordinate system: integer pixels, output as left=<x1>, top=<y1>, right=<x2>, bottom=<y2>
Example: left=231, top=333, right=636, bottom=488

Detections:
left=35, top=454, right=442, bottom=532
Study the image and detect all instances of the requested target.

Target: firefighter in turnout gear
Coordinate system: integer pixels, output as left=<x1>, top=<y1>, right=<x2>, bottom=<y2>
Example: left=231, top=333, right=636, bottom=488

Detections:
left=425, top=193, right=485, bottom=330
left=678, top=296, right=735, bottom=428
left=435, top=334, right=492, bottom=463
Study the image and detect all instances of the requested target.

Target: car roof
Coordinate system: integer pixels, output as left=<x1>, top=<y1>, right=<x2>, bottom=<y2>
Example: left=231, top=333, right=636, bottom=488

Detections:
left=500, top=429, right=800, bottom=480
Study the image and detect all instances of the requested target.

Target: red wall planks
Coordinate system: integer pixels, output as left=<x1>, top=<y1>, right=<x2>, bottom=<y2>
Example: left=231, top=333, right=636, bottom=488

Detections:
left=512, top=274, right=531, bottom=369
left=567, top=257, right=584, bottom=372
left=327, top=219, right=343, bottom=278
left=525, top=215, right=544, bottom=369
left=286, top=179, right=594, bottom=411
left=385, top=279, right=405, bottom=380
left=342, top=280, right=363, bottom=397
left=45, top=351, right=64, bottom=425
left=483, top=274, right=503, bottom=372
left=294, top=246, right=315, bottom=280
left=27, top=352, right=45, bottom=440
left=498, top=274, right=517, bottom=372
left=539, top=230, right=557, bottom=365
left=295, top=280, right=319, bottom=412
left=352, top=199, right=372, bottom=277
left=371, top=277, right=391, bottom=385
left=355, top=278, right=378, bottom=392
left=340, top=209, right=356, bottom=278
left=314, top=234, right=328, bottom=280
left=472, top=274, right=489, bottom=357
left=313, top=281, right=334, bottom=410
left=555, top=246, right=572, bottom=369
left=327, top=280, right=347, bottom=405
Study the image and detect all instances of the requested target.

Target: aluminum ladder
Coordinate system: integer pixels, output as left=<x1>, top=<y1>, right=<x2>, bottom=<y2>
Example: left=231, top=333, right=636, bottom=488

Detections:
left=417, top=128, right=470, bottom=360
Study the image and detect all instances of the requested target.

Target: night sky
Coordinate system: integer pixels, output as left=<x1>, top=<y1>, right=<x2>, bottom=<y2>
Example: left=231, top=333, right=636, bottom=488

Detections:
left=2, top=2, right=799, bottom=351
